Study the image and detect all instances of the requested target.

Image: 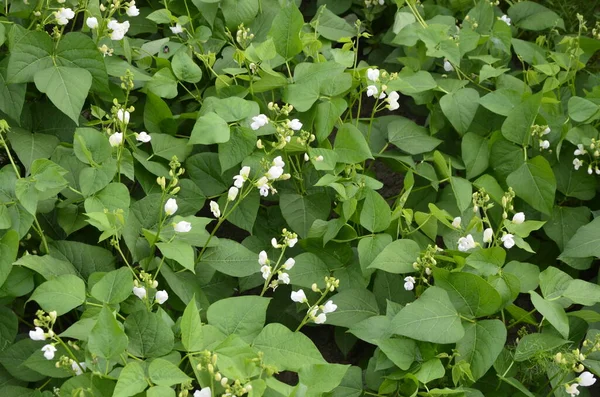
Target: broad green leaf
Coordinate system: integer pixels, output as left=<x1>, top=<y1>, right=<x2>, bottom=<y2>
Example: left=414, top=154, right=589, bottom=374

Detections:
left=456, top=319, right=507, bottom=380
left=507, top=1, right=565, bottom=31
left=190, top=112, right=231, bottom=145
left=150, top=134, right=192, bottom=161
left=156, top=241, right=195, bottom=272
left=357, top=234, right=392, bottom=277
left=435, top=271, right=502, bottom=318
left=221, top=189, right=259, bottom=233
left=506, top=156, right=556, bottom=215
left=181, top=299, right=204, bottom=352
left=269, top=2, right=303, bottom=59
left=568, top=96, right=600, bottom=123
left=325, top=288, right=379, bottom=328
left=368, top=239, right=421, bottom=274
left=88, top=306, right=129, bottom=360
left=55, top=32, right=109, bottom=93
left=7, top=26, right=54, bottom=83
left=349, top=315, right=393, bottom=344
left=315, top=6, right=355, bottom=41
left=501, top=91, right=542, bottom=145
left=334, top=123, right=373, bottom=163
left=252, top=323, right=325, bottom=372
left=146, top=68, right=178, bottom=99
left=0, top=62, right=26, bottom=122
left=29, top=274, right=85, bottom=315
left=221, top=0, right=259, bottom=30
left=48, top=240, right=115, bottom=279
left=465, top=247, right=505, bottom=276
left=461, top=133, right=489, bottom=179
left=561, top=216, right=600, bottom=259
left=199, top=97, right=260, bottom=122
left=218, top=127, right=255, bottom=172
left=147, top=386, right=176, bottom=397
left=360, top=189, right=391, bottom=233
left=479, top=89, right=521, bottom=116
left=287, top=252, right=330, bottom=289
left=14, top=254, right=77, bottom=280
left=91, top=268, right=133, bottom=304
left=386, top=71, right=437, bottom=94
left=377, top=338, right=416, bottom=370
left=0, top=230, right=19, bottom=289
left=514, top=333, right=568, bottom=361
left=33, top=66, right=92, bottom=124
left=144, top=92, right=175, bottom=135
left=148, top=359, right=191, bottom=386
left=415, top=358, right=445, bottom=384
left=171, top=51, right=203, bottom=83
left=0, top=306, right=18, bottom=354
left=23, top=343, right=72, bottom=378
left=503, top=261, right=539, bottom=293
left=391, top=286, right=465, bottom=344
left=440, top=88, right=479, bottom=135
left=280, top=192, right=331, bottom=238
left=562, top=280, right=600, bottom=306
left=73, top=128, right=112, bottom=165
left=387, top=117, right=441, bottom=155
left=450, top=176, right=472, bottom=213
left=113, top=361, right=148, bottom=397
left=314, top=98, right=347, bottom=142
left=85, top=182, right=130, bottom=215
left=207, top=296, right=270, bottom=342
left=7, top=130, right=59, bottom=173
left=530, top=291, right=569, bottom=339
left=554, top=158, right=597, bottom=201
left=201, top=239, right=258, bottom=277
left=0, top=339, right=46, bottom=382
left=297, top=363, right=349, bottom=394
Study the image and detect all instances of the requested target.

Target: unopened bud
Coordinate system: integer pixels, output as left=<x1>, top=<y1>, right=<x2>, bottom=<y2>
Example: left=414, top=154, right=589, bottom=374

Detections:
left=220, top=377, right=228, bottom=387
left=256, top=139, right=264, bottom=149
left=215, top=372, right=222, bottom=382
left=311, top=283, right=318, bottom=292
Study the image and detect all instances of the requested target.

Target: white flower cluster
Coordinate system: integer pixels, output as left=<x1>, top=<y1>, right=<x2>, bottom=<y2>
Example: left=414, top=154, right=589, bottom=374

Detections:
left=572, top=141, right=600, bottom=174
left=132, top=278, right=169, bottom=305
left=254, top=156, right=289, bottom=197
left=364, top=0, right=385, bottom=7
left=499, top=14, right=511, bottom=26
left=259, top=230, right=298, bottom=292
left=365, top=68, right=400, bottom=110
left=565, top=371, right=596, bottom=396
left=291, top=277, right=339, bottom=326
left=54, top=8, right=75, bottom=25
left=457, top=211, right=525, bottom=252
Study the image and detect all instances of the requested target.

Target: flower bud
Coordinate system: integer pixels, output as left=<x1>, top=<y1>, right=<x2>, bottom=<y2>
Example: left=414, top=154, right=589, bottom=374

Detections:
left=215, top=372, right=222, bottom=381
left=311, top=283, right=318, bottom=292
left=256, top=139, right=264, bottom=149
left=220, top=377, right=228, bottom=387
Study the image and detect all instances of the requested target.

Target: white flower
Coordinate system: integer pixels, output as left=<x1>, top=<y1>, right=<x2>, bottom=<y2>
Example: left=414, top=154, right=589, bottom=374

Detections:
left=366, top=85, right=378, bottom=97
left=304, top=153, right=309, bottom=162
left=54, top=8, right=75, bottom=25
left=170, top=23, right=184, bottom=34
left=404, top=276, right=416, bottom=291
left=512, top=212, right=525, bottom=224
left=287, top=237, right=298, bottom=247
left=443, top=59, right=454, bottom=72
left=378, top=0, right=384, bottom=4
left=29, top=327, right=46, bottom=341
left=272, top=156, right=285, bottom=168
left=573, top=158, right=584, bottom=170
left=256, top=176, right=269, bottom=197
left=452, top=217, right=461, bottom=228
left=126, top=1, right=140, bottom=17
left=71, top=361, right=86, bottom=375
left=578, top=372, right=596, bottom=387
left=260, top=265, right=271, bottom=280
left=271, top=238, right=280, bottom=248
left=483, top=228, right=493, bottom=243
left=322, top=300, right=337, bottom=314
left=194, top=388, right=211, bottom=397
left=108, top=20, right=130, bottom=41
left=291, top=289, right=307, bottom=303
left=539, top=140, right=550, bottom=150
left=288, top=119, right=303, bottom=131
left=86, top=17, right=98, bottom=29
left=315, top=155, right=324, bottom=162
left=565, top=383, right=580, bottom=397
left=589, top=165, right=594, bottom=175
left=457, top=234, right=476, bottom=252
left=258, top=251, right=268, bottom=265
left=250, top=114, right=269, bottom=130
left=425, top=267, right=432, bottom=275
left=133, top=286, right=146, bottom=299
left=314, top=313, right=327, bottom=324
left=574, top=144, right=587, bottom=156
left=500, top=14, right=511, bottom=26
left=136, top=131, right=151, bottom=142
left=209, top=201, right=220, bottom=218
left=542, top=127, right=551, bottom=135
left=501, top=234, right=515, bottom=249
left=367, top=68, right=380, bottom=82
left=164, top=198, right=178, bottom=216
left=155, top=290, right=168, bottom=304
left=117, top=109, right=130, bottom=124
left=233, top=166, right=251, bottom=188
left=227, top=187, right=239, bottom=201
left=387, top=91, right=400, bottom=110
left=278, top=273, right=290, bottom=284
left=282, top=258, right=295, bottom=270
left=379, top=91, right=387, bottom=99
left=41, top=344, right=57, bottom=360
left=309, top=306, right=318, bottom=318
left=109, top=132, right=123, bottom=147
left=266, top=166, right=284, bottom=180
left=173, top=221, right=192, bottom=233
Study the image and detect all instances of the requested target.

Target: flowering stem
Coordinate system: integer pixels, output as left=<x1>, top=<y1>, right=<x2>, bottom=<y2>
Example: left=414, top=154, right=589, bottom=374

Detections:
left=295, top=292, right=328, bottom=332
left=259, top=247, right=286, bottom=297
left=113, top=239, right=140, bottom=283
left=54, top=334, right=85, bottom=374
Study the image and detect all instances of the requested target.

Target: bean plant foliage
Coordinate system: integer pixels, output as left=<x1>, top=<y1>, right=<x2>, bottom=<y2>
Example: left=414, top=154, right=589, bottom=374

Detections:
left=1, top=0, right=600, bottom=395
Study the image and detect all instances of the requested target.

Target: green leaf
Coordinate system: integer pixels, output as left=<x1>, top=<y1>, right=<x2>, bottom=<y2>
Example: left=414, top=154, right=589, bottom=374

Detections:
left=507, top=1, right=565, bottom=31
left=33, top=66, right=92, bottom=124
left=0, top=306, right=18, bottom=354
left=334, top=123, right=373, bottom=163
left=48, top=240, right=115, bottom=280
left=190, top=112, right=231, bottom=145
left=280, top=192, right=331, bottom=239
left=435, top=271, right=502, bottom=318
left=377, top=338, right=416, bottom=370
left=221, top=0, right=259, bottom=30
left=29, top=274, right=85, bottom=315
left=451, top=176, right=472, bottom=213
left=6, top=26, right=54, bottom=83
left=461, top=133, right=489, bottom=179
left=156, top=241, right=195, bottom=272
left=88, top=305, right=128, bottom=360
left=200, top=97, right=260, bottom=122
left=387, top=117, right=441, bottom=155
left=14, top=254, right=77, bottom=280
left=7, top=130, right=59, bottom=173
left=530, top=291, right=569, bottom=339
left=252, top=323, right=325, bottom=372
left=55, top=32, right=109, bottom=93
left=386, top=71, right=437, bottom=94
left=218, top=127, right=256, bottom=172
left=148, top=358, right=191, bottom=386
left=561, top=216, right=600, bottom=259
left=124, top=310, right=174, bottom=358
left=360, top=189, right=391, bottom=233
left=287, top=252, right=330, bottom=289
left=562, top=280, right=600, bottom=306
left=503, top=261, right=540, bottom=293
left=325, top=288, right=380, bottom=327
left=456, top=319, right=507, bottom=380
left=568, top=96, right=600, bottom=123
left=147, top=386, right=176, bottom=397
left=146, top=68, right=178, bottom=99
left=391, top=286, right=465, bottom=344
left=0, top=62, right=26, bottom=123
left=171, top=51, right=203, bottom=83
left=368, top=239, right=421, bottom=274
left=315, top=6, right=355, bottom=41
left=201, top=239, right=259, bottom=277
left=150, top=134, right=192, bottom=161
left=415, top=358, right=445, bottom=384
left=501, top=92, right=542, bottom=145
left=91, top=268, right=133, bottom=304
left=0, top=230, right=19, bottom=289
left=506, top=156, right=556, bottom=215
left=207, top=296, right=270, bottom=342
left=439, top=88, right=479, bottom=135
left=181, top=299, right=204, bottom=352
left=269, top=1, right=303, bottom=60
left=113, top=361, right=148, bottom=397
left=73, top=128, right=112, bottom=165
left=357, top=234, right=392, bottom=277
left=465, top=247, right=505, bottom=276
left=514, top=332, right=568, bottom=361
left=479, top=89, right=521, bottom=116
left=297, top=363, right=350, bottom=394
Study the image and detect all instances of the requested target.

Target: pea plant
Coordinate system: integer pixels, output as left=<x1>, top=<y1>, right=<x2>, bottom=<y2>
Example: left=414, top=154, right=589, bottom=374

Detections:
left=0, top=0, right=600, bottom=396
